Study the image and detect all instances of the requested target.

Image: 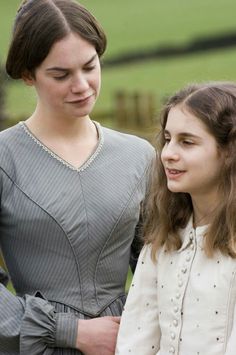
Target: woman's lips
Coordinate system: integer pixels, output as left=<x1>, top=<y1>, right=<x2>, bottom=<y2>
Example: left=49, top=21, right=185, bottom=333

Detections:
left=67, top=94, right=94, bottom=104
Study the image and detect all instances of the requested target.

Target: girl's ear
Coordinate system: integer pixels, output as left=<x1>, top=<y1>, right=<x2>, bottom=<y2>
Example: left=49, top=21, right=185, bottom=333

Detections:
left=21, top=70, right=35, bottom=86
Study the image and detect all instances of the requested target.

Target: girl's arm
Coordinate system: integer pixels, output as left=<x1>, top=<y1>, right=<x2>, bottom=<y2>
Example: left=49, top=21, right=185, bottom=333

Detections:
left=0, top=284, right=78, bottom=354
left=115, top=245, right=161, bottom=355
left=225, top=299, right=236, bottom=355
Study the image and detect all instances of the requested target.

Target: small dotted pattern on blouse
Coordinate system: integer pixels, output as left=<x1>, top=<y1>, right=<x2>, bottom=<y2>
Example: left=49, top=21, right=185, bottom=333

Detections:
left=116, top=219, right=236, bottom=355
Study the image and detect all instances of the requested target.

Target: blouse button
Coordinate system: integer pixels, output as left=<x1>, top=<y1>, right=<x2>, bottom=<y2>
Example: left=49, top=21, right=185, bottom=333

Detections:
left=186, top=255, right=191, bottom=262
left=178, top=280, right=183, bottom=287
left=169, top=346, right=175, bottom=353
left=181, top=267, right=187, bottom=273
left=171, top=332, right=176, bottom=339
left=173, top=319, right=178, bottom=326
left=176, top=292, right=181, bottom=299
left=174, top=306, right=179, bottom=313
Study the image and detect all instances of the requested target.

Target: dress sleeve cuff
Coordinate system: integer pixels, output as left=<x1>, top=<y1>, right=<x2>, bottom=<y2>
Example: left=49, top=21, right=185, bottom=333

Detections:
left=55, top=312, right=78, bottom=348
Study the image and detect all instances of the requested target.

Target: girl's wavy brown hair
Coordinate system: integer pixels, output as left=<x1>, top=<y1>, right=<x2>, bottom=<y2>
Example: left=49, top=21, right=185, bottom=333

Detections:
left=144, top=82, right=236, bottom=259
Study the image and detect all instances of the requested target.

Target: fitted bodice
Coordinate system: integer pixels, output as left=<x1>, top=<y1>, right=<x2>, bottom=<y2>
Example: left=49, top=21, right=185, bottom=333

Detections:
left=0, top=122, right=154, bottom=315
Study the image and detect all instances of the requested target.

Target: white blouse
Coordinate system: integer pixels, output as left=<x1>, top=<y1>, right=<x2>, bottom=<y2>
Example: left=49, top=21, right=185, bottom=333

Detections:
left=116, top=220, right=236, bottom=355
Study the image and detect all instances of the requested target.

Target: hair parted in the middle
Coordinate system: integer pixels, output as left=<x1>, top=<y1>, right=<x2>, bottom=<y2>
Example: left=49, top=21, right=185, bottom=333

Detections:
left=144, top=82, right=236, bottom=259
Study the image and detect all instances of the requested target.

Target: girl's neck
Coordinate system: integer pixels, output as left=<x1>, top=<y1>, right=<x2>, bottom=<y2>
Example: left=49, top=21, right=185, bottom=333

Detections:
left=192, top=195, right=219, bottom=228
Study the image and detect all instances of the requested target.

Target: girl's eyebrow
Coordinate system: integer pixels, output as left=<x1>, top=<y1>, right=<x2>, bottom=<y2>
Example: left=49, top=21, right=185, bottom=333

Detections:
left=164, top=129, right=201, bottom=139
left=45, top=54, right=97, bottom=72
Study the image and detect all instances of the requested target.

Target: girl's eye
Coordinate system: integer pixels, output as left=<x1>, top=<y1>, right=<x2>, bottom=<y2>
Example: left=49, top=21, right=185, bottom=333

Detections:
left=164, top=136, right=170, bottom=143
left=182, top=140, right=194, bottom=145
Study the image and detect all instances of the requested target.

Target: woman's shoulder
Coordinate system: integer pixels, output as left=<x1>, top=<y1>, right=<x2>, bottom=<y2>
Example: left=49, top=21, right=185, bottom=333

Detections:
left=101, top=125, right=155, bottom=159
left=0, top=123, right=24, bottom=171
left=0, top=122, right=22, bottom=145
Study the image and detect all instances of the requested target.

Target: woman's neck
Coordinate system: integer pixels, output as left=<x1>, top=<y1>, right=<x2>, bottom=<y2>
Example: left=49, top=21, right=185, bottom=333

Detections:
left=25, top=110, right=96, bottom=142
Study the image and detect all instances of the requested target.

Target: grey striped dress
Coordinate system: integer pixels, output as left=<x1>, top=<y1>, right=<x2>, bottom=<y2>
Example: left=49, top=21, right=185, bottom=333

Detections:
left=0, top=121, right=154, bottom=354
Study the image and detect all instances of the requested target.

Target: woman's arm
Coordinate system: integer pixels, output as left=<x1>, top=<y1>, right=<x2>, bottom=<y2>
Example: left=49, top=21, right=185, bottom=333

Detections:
left=0, top=284, right=78, bottom=354
left=116, top=245, right=161, bottom=355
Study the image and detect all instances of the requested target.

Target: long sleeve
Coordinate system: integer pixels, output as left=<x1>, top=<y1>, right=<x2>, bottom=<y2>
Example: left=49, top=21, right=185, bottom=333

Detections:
left=225, top=300, right=236, bottom=355
left=0, top=284, right=78, bottom=354
left=116, top=245, right=161, bottom=355
left=129, top=150, right=155, bottom=273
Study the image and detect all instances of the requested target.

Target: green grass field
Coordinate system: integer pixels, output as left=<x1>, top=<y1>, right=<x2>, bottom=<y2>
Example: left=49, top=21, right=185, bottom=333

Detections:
left=1, top=0, right=236, bottom=121
left=2, top=0, right=236, bottom=59
left=6, top=47, right=236, bottom=122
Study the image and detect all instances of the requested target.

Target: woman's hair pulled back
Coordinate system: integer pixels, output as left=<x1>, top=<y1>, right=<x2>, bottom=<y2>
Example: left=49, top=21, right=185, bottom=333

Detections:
left=6, top=0, right=107, bottom=79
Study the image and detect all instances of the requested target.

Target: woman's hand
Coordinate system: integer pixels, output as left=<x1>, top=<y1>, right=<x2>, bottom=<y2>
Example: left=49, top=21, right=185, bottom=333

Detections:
left=76, top=316, right=121, bottom=355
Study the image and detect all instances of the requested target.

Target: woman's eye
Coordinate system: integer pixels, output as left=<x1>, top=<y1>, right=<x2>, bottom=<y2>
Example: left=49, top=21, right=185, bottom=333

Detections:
left=84, top=65, right=96, bottom=72
left=53, top=73, right=68, bottom=80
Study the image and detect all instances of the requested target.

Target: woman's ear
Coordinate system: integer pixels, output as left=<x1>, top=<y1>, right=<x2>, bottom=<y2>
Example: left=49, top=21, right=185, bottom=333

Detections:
left=21, top=70, right=35, bottom=86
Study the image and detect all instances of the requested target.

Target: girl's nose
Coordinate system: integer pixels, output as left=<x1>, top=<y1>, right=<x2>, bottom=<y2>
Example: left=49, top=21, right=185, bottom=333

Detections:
left=161, top=142, right=179, bottom=161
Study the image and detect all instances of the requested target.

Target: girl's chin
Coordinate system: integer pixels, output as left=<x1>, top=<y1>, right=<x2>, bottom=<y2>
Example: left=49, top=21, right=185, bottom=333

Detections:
left=167, top=183, right=185, bottom=193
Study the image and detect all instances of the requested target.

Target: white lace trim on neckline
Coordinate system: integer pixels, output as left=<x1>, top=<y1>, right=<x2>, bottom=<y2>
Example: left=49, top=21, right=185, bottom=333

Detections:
left=19, top=121, right=104, bottom=172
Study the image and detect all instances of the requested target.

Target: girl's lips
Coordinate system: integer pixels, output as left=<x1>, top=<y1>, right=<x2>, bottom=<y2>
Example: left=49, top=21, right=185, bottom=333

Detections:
left=165, top=168, right=185, bottom=179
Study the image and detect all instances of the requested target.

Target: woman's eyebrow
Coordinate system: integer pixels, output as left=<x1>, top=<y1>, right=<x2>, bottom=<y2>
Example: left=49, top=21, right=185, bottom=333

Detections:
left=45, top=54, right=97, bottom=72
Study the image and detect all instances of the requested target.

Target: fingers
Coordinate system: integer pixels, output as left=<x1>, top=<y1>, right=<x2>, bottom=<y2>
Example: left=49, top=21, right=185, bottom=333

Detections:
left=112, top=316, right=121, bottom=324
left=103, top=316, right=121, bottom=323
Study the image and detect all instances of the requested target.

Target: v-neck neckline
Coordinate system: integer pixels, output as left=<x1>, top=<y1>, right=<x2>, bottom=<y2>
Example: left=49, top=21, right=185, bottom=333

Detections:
left=19, top=121, right=104, bottom=172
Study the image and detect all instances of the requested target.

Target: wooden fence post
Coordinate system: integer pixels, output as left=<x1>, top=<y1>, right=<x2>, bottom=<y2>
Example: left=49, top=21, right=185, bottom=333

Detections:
left=114, top=90, right=157, bottom=131
left=115, top=91, right=128, bottom=128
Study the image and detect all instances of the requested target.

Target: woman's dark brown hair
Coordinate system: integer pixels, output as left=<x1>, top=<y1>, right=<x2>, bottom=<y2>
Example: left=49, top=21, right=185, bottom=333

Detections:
left=6, top=0, right=107, bottom=79
left=145, top=82, right=236, bottom=259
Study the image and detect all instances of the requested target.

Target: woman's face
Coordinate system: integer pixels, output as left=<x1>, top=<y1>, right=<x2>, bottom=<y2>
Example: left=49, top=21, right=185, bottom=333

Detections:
left=161, top=105, right=223, bottom=203
left=26, top=32, right=101, bottom=120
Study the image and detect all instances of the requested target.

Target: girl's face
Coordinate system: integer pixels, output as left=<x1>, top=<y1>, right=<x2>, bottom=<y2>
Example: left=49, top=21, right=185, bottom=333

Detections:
left=161, top=105, right=223, bottom=202
left=25, top=32, right=101, bottom=120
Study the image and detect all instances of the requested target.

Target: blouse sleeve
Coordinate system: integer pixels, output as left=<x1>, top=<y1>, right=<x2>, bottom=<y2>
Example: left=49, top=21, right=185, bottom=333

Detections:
left=0, top=284, right=78, bottom=354
left=116, top=245, right=161, bottom=355
left=224, top=299, right=236, bottom=355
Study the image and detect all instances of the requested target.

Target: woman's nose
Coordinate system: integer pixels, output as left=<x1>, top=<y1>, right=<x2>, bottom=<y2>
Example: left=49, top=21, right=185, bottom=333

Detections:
left=71, top=74, right=89, bottom=93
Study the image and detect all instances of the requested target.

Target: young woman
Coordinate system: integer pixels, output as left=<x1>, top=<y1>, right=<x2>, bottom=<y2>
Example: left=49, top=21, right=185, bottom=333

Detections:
left=0, top=0, right=154, bottom=354
left=116, top=82, right=236, bottom=355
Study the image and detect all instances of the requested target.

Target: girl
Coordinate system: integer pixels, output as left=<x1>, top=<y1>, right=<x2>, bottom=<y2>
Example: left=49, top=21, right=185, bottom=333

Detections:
left=116, top=82, right=236, bottom=355
left=0, top=0, right=154, bottom=354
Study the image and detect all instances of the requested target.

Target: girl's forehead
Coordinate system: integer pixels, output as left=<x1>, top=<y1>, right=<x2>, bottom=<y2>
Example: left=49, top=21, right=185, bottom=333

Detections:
left=165, top=106, right=214, bottom=139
